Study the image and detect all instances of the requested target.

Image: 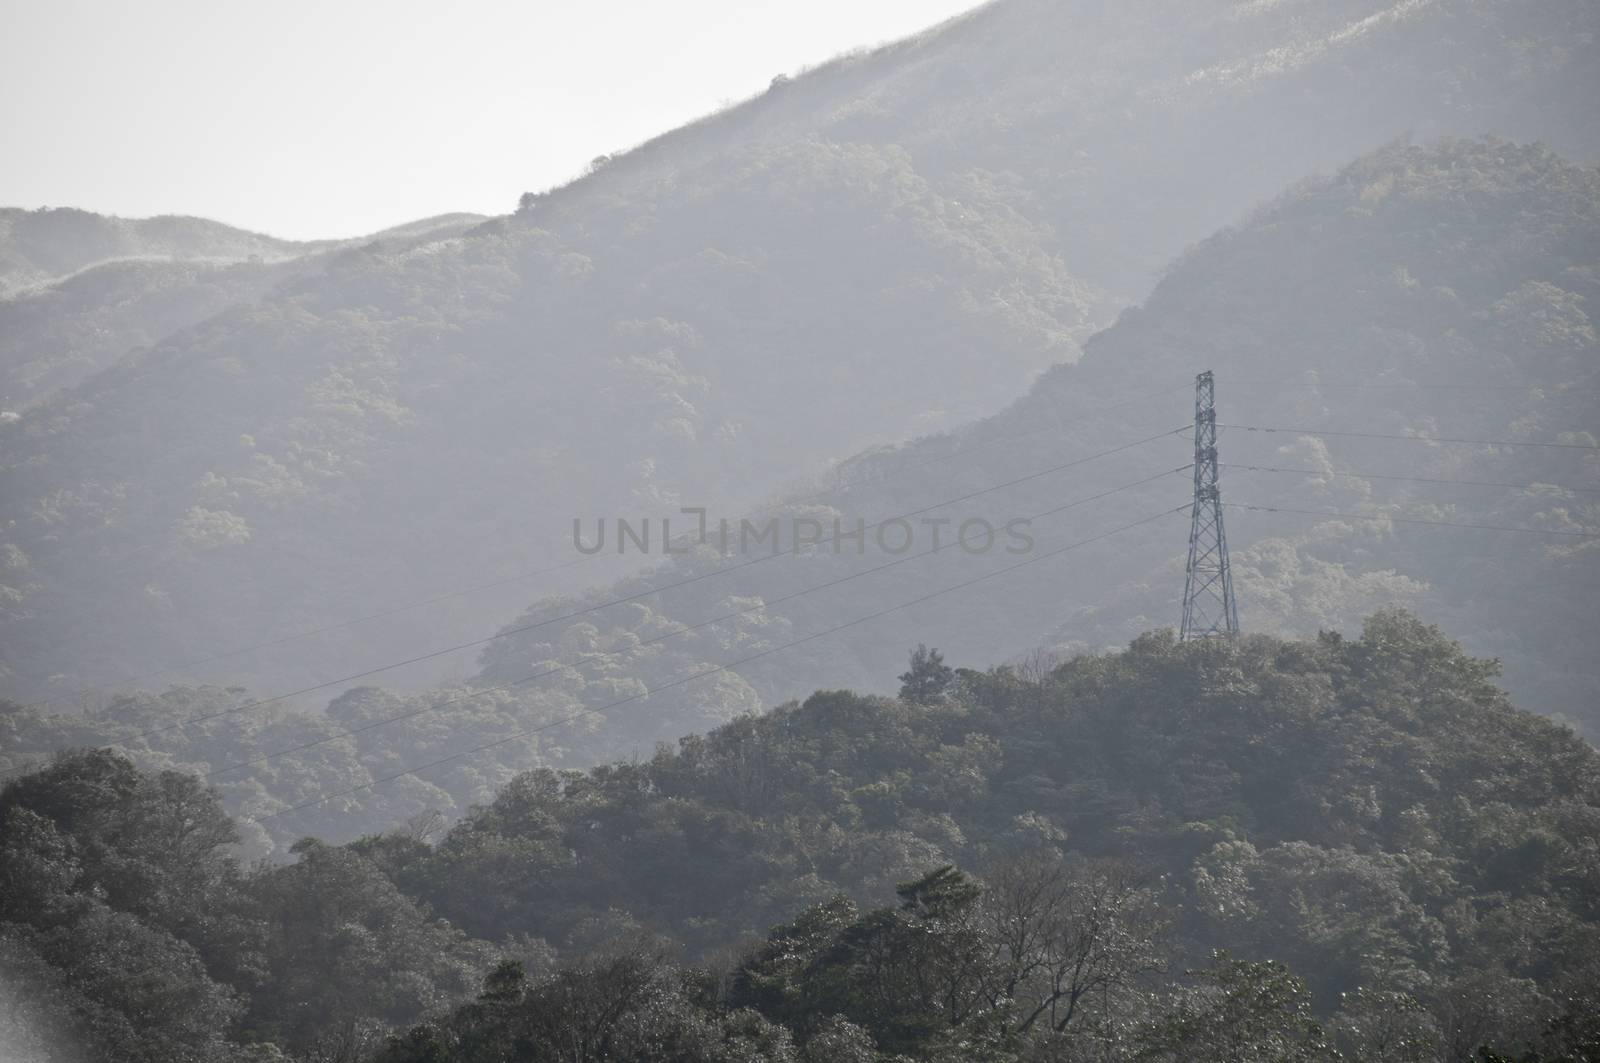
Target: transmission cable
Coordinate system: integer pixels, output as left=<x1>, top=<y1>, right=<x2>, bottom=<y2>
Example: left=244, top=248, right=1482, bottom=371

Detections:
left=1228, top=502, right=1600, bottom=539
left=206, top=466, right=1190, bottom=780
left=19, top=382, right=1194, bottom=713
left=1218, top=424, right=1600, bottom=451
left=1221, top=463, right=1600, bottom=495
left=255, top=502, right=1190, bottom=822
left=1233, top=378, right=1600, bottom=394
left=42, top=422, right=1191, bottom=750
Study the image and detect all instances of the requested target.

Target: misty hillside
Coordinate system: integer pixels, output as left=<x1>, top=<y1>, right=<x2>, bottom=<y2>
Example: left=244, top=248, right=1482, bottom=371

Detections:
left=475, top=137, right=1600, bottom=743
left=3, top=136, right=1592, bottom=861
left=0, top=207, right=318, bottom=294
left=0, top=0, right=1594, bottom=706
left=1, top=257, right=309, bottom=410
left=553, top=0, right=1598, bottom=295
left=0, top=211, right=486, bottom=409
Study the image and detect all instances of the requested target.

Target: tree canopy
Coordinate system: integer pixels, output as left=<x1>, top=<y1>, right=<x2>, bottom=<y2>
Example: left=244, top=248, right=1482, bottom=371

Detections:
left=4, top=613, right=1595, bottom=1060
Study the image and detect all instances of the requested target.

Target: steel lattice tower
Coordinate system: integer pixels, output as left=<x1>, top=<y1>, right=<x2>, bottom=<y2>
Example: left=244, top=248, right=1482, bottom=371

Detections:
left=1180, top=371, right=1239, bottom=640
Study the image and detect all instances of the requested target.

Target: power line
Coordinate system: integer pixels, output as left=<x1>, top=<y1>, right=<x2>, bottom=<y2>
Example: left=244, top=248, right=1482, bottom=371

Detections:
left=19, top=383, right=1194, bottom=712
left=1235, top=378, right=1600, bottom=394
left=48, top=423, right=1191, bottom=750
left=207, top=467, right=1190, bottom=780
left=15, top=556, right=595, bottom=713
left=255, top=503, right=1190, bottom=822
left=1222, top=463, right=1600, bottom=495
left=1311, top=383, right=1599, bottom=393
left=1228, top=502, right=1600, bottom=539
left=1219, top=424, right=1600, bottom=451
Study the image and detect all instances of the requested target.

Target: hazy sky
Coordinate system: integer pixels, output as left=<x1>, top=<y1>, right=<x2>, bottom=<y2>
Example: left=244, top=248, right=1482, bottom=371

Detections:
left=0, top=0, right=983, bottom=240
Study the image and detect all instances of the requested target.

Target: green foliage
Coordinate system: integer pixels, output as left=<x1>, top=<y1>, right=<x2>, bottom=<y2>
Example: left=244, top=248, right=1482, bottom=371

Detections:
left=1136, top=952, right=1336, bottom=1062
left=387, top=616, right=1597, bottom=1059
left=0, top=752, right=245, bottom=1061
left=1333, top=986, right=1441, bottom=1063
left=370, top=939, right=798, bottom=1063
left=0, top=749, right=491, bottom=1061
left=0, top=910, right=242, bottom=1063
left=899, top=645, right=955, bottom=706
left=5, top=616, right=1599, bottom=1059
left=238, top=837, right=494, bottom=1051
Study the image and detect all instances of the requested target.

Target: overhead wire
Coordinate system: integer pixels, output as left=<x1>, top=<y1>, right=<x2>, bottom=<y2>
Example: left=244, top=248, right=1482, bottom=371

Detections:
left=1221, top=463, right=1600, bottom=495
left=206, top=466, right=1191, bottom=780
left=1230, top=377, right=1600, bottom=394
left=10, top=421, right=1191, bottom=758
left=1227, top=502, right=1600, bottom=539
left=1218, top=423, right=1600, bottom=451
left=255, top=502, right=1192, bottom=822
left=25, top=373, right=1597, bottom=793
left=76, top=374, right=1571, bottom=714
left=17, top=381, right=1196, bottom=713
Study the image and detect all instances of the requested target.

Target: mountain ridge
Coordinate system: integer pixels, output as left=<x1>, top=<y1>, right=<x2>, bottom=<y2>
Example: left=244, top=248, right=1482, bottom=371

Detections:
left=0, top=210, right=488, bottom=409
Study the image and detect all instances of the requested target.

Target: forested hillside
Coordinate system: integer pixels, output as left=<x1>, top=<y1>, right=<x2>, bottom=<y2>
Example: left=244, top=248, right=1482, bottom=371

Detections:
left=2, top=136, right=1592, bottom=856
left=0, top=211, right=485, bottom=410
left=4, top=615, right=1597, bottom=1059
left=1, top=0, right=1594, bottom=703
left=1, top=256, right=306, bottom=411
left=475, top=136, right=1600, bottom=748
left=0, top=208, right=319, bottom=295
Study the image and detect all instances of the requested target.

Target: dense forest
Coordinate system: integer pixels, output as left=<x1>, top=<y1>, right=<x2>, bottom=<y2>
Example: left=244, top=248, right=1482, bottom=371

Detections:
left=1, top=0, right=1594, bottom=702
left=3, top=614, right=1597, bottom=1060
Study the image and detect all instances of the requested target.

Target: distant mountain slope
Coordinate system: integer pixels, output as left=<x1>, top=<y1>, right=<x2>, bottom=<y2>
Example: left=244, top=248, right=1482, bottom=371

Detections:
left=0, top=208, right=314, bottom=294
left=474, top=138, right=1599, bottom=740
left=0, top=257, right=302, bottom=410
left=0, top=0, right=1594, bottom=703
left=0, top=207, right=482, bottom=292
left=536, top=0, right=1598, bottom=294
left=0, top=211, right=486, bottom=409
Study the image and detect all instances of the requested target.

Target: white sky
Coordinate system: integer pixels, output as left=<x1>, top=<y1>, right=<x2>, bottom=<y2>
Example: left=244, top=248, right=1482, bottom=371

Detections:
left=0, top=0, right=983, bottom=240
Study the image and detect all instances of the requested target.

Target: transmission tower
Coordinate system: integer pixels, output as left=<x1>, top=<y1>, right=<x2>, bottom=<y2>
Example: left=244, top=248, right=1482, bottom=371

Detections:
left=1180, top=370, right=1240, bottom=640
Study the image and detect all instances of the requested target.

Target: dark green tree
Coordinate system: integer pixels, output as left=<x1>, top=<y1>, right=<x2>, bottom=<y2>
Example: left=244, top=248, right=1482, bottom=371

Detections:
left=899, top=644, right=955, bottom=705
left=1137, top=952, right=1338, bottom=1062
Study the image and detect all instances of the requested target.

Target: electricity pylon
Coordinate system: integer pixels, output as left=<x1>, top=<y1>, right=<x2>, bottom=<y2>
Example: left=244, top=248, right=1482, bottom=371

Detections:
left=1180, top=370, right=1239, bottom=640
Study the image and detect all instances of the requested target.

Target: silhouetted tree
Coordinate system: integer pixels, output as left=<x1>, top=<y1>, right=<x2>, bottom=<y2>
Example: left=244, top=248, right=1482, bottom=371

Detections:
left=899, top=644, right=954, bottom=705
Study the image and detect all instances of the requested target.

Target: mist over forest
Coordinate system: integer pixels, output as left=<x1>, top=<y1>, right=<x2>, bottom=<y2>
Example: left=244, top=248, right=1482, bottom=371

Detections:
left=1, top=1, right=1597, bottom=1060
